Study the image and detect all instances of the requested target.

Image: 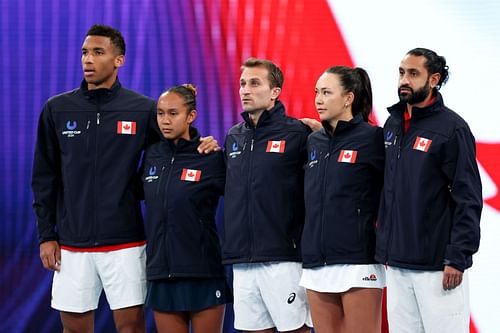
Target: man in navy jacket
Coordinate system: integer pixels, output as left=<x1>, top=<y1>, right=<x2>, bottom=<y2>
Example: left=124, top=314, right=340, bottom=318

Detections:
left=375, top=48, right=482, bottom=333
left=223, top=58, right=312, bottom=332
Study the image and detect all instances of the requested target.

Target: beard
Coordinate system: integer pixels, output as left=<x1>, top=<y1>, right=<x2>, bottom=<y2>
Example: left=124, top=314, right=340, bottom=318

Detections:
left=398, top=80, right=431, bottom=105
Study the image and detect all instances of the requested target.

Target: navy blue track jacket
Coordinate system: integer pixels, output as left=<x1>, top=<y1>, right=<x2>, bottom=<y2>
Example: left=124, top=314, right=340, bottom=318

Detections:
left=302, top=114, right=385, bottom=268
left=32, top=79, right=158, bottom=247
left=375, top=93, right=482, bottom=272
left=142, top=128, right=226, bottom=280
left=222, top=101, right=310, bottom=264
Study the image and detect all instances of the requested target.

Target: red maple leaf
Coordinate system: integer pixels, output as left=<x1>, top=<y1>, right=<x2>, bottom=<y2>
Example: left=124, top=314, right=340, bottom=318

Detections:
left=123, top=124, right=131, bottom=130
left=273, top=143, right=279, bottom=148
left=188, top=172, right=194, bottom=177
left=344, top=153, right=351, bottom=158
left=420, top=140, right=426, bottom=146
left=476, top=142, right=500, bottom=213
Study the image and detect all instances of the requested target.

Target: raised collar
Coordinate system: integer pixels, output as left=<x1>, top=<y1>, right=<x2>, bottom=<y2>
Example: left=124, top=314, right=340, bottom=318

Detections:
left=241, top=100, right=286, bottom=129
left=321, top=112, right=364, bottom=137
left=163, top=127, right=202, bottom=153
left=387, top=92, right=444, bottom=121
left=81, top=78, right=121, bottom=103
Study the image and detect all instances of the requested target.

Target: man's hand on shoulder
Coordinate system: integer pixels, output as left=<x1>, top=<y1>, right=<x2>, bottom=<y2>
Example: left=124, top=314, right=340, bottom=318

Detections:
left=198, top=136, right=221, bottom=154
left=300, top=118, right=322, bottom=132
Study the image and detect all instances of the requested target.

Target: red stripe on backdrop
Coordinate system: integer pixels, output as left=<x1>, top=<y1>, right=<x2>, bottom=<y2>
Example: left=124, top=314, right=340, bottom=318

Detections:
left=476, top=142, right=500, bottom=213
left=470, top=316, right=479, bottom=333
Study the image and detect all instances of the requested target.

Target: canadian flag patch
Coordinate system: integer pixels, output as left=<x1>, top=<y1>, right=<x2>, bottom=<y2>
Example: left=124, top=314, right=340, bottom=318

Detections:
left=181, top=168, right=202, bottom=182
left=117, top=121, right=137, bottom=135
left=338, top=150, right=358, bottom=163
left=413, top=136, right=432, bottom=152
left=266, top=140, right=286, bottom=153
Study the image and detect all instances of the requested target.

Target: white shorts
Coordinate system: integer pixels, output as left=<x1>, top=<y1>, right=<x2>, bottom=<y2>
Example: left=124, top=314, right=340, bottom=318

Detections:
left=233, top=262, right=313, bottom=331
left=386, top=266, right=470, bottom=333
left=300, top=264, right=386, bottom=293
left=51, top=245, right=147, bottom=313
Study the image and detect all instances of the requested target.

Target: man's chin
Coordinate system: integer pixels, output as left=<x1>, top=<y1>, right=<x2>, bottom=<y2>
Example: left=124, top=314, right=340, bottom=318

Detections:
left=85, top=79, right=102, bottom=86
left=242, top=108, right=257, bottom=113
left=398, top=94, right=411, bottom=103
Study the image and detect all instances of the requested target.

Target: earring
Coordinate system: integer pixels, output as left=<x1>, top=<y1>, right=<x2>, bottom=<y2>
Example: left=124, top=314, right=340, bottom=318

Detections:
left=344, top=103, right=348, bottom=108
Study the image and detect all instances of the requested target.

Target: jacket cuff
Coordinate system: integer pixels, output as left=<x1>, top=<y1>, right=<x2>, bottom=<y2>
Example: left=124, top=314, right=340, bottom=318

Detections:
left=444, top=245, right=467, bottom=272
left=38, top=233, right=58, bottom=245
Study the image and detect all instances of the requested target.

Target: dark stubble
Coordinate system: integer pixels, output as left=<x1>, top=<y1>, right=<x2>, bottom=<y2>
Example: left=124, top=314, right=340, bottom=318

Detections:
left=398, top=79, right=431, bottom=105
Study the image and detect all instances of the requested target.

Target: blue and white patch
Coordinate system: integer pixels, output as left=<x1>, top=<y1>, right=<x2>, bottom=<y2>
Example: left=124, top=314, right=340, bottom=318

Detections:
left=229, top=141, right=242, bottom=159
left=308, top=148, right=318, bottom=168
left=61, top=120, right=81, bottom=137
left=145, top=165, right=159, bottom=182
left=384, top=130, right=397, bottom=148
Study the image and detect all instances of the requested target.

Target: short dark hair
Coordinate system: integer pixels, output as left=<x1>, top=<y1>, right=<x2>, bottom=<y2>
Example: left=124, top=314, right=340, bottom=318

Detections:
left=407, top=48, right=449, bottom=91
left=86, top=24, right=126, bottom=55
left=241, top=57, right=284, bottom=89
left=324, top=66, right=373, bottom=122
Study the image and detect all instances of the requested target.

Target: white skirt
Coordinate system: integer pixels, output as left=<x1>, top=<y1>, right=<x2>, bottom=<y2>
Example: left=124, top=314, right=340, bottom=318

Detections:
left=300, top=264, right=386, bottom=293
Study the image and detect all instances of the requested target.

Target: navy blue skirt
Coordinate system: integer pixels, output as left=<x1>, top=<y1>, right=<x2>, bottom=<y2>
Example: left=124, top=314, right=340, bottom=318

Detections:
left=145, top=277, right=233, bottom=312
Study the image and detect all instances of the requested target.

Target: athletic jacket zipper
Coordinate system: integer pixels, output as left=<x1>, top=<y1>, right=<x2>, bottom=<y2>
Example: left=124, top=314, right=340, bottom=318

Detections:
left=93, top=104, right=101, bottom=246
left=163, top=153, right=176, bottom=277
left=247, top=132, right=255, bottom=262
left=320, top=142, right=331, bottom=265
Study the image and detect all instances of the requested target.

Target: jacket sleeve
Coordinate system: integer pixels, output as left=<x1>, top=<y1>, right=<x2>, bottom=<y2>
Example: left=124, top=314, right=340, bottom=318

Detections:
left=372, top=127, right=385, bottom=212
left=31, top=103, right=61, bottom=244
left=442, top=125, right=482, bottom=271
left=146, top=102, right=161, bottom=147
left=213, top=151, right=226, bottom=196
left=300, top=123, right=312, bottom=167
left=372, top=126, right=386, bottom=175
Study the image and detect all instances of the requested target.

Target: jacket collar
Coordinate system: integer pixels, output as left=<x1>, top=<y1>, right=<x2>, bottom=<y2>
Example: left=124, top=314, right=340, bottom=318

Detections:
left=321, top=112, right=364, bottom=137
left=240, top=100, right=286, bottom=129
left=387, top=92, right=444, bottom=120
left=164, top=127, right=202, bottom=153
left=81, top=78, right=121, bottom=103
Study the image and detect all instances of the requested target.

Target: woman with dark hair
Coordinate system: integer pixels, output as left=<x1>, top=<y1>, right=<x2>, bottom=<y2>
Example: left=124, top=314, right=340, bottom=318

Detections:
left=142, top=84, right=230, bottom=333
left=300, top=66, right=385, bottom=333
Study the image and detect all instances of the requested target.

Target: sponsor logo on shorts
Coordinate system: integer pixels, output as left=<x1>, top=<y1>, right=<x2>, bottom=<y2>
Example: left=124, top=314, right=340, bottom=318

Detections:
left=287, top=292, right=296, bottom=304
left=362, top=274, right=378, bottom=281
left=215, top=290, right=221, bottom=298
